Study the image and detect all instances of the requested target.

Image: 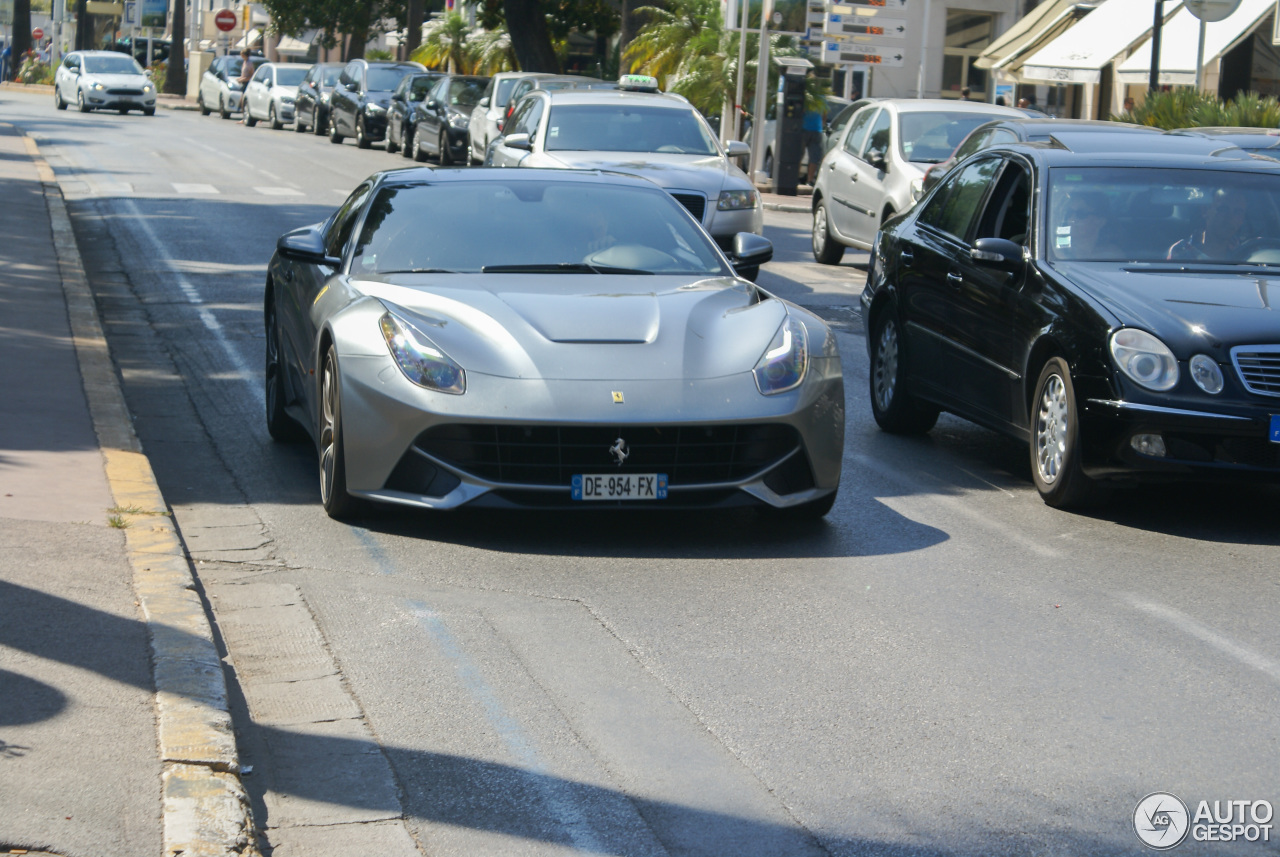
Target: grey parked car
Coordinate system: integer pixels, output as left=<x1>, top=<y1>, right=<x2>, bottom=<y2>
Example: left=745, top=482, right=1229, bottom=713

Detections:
left=264, top=168, right=840, bottom=519
left=467, top=72, right=559, bottom=164
left=488, top=82, right=764, bottom=277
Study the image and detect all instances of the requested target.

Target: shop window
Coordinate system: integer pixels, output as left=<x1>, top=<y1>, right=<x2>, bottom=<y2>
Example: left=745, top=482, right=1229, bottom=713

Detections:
left=942, top=10, right=995, bottom=99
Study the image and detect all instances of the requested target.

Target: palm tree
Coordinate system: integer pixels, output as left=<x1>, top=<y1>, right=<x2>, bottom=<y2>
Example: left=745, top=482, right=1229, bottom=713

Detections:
left=622, top=0, right=721, bottom=88
left=467, top=26, right=518, bottom=75
left=411, top=12, right=472, bottom=72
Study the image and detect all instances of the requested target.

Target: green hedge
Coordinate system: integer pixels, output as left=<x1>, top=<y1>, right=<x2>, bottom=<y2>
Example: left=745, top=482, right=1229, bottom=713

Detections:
left=1113, top=89, right=1280, bottom=129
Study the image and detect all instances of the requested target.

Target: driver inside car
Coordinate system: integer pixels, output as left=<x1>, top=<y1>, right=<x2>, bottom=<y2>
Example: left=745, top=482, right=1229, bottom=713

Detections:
left=1168, top=188, right=1252, bottom=261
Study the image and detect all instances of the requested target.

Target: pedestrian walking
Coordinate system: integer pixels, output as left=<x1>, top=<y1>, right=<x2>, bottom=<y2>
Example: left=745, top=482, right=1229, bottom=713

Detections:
left=2, top=42, right=11, bottom=82
left=802, top=101, right=823, bottom=185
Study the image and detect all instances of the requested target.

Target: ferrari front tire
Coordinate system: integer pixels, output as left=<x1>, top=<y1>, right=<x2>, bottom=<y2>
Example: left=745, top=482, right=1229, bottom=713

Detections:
left=319, top=346, right=363, bottom=519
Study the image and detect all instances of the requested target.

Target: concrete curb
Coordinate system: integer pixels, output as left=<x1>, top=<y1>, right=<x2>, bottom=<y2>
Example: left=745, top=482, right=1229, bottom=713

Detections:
left=20, top=129, right=261, bottom=857
left=762, top=201, right=811, bottom=213
left=158, top=97, right=203, bottom=112
left=1, top=81, right=55, bottom=93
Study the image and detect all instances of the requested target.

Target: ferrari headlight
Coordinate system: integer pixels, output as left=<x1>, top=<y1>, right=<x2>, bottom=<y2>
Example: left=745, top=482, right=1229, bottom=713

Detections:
left=448, top=113, right=469, bottom=129
left=379, top=312, right=465, bottom=394
left=753, top=315, right=808, bottom=395
left=1110, top=328, right=1178, bottom=392
left=718, top=189, right=759, bottom=211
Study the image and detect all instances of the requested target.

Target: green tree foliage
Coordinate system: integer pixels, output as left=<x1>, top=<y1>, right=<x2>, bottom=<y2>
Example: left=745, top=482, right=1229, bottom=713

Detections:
left=1114, top=89, right=1280, bottom=129
left=625, top=0, right=827, bottom=119
left=411, top=11, right=471, bottom=71
left=259, top=0, right=402, bottom=59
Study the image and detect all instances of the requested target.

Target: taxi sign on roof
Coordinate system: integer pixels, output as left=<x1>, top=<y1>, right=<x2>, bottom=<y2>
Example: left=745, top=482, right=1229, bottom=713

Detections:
left=618, top=74, right=661, bottom=92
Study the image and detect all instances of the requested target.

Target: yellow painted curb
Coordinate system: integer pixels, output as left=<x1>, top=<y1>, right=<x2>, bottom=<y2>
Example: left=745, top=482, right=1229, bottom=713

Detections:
left=16, top=124, right=262, bottom=857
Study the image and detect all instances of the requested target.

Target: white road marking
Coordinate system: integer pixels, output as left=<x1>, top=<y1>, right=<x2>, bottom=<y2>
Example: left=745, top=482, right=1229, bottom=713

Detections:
left=1124, top=594, right=1280, bottom=684
left=255, top=186, right=305, bottom=196
left=173, top=183, right=219, bottom=194
left=118, top=196, right=263, bottom=408
left=94, top=181, right=134, bottom=195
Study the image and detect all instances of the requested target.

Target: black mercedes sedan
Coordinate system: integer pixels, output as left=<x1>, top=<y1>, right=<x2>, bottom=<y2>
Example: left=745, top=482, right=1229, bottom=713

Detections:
left=328, top=59, right=425, bottom=148
left=861, top=135, right=1280, bottom=508
left=294, top=62, right=343, bottom=136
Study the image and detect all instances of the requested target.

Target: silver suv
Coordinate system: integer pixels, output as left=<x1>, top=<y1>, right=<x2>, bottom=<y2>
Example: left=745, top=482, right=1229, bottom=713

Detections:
left=811, top=98, right=1024, bottom=264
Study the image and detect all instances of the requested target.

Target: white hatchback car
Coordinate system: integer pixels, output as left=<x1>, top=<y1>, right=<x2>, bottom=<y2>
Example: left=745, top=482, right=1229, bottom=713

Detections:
left=243, top=62, right=311, bottom=129
left=811, top=98, right=1025, bottom=263
left=54, top=50, right=156, bottom=115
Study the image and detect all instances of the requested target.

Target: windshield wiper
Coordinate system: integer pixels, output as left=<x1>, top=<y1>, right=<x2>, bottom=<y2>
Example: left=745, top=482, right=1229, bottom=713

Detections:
left=377, top=268, right=466, bottom=274
left=481, top=263, right=652, bottom=275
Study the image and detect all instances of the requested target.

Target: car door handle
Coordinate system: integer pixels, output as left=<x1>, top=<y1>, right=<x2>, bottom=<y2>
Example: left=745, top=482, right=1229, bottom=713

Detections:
left=946, top=271, right=964, bottom=288
left=900, top=248, right=914, bottom=264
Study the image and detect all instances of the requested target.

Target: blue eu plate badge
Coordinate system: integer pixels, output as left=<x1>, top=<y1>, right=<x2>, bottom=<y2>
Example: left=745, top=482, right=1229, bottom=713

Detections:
left=1271, top=414, right=1280, bottom=443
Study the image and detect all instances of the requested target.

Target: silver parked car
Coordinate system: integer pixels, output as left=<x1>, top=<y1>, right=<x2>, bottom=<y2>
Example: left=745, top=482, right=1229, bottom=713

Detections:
left=467, top=71, right=558, bottom=164
left=811, top=98, right=1025, bottom=263
left=242, top=61, right=311, bottom=129
left=54, top=50, right=156, bottom=114
left=488, top=78, right=764, bottom=277
left=264, top=168, right=842, bottom=519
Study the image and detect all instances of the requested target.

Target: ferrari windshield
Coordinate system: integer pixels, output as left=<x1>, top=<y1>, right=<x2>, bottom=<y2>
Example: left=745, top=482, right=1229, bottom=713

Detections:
left=351, top=179, right=729, bottom=275
left=544, top=105, right=719, bottom=155
left=84, top=55, right=145, bottom=75
left=1048, top=167, right=1280, bottom=264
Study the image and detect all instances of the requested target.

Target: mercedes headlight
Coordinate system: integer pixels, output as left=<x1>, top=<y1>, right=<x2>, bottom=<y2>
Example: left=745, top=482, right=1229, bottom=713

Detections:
left=379, top=312, right=465, bottom=394
left=718, top=189, right=759, bottom=211
left=1189, top=354, right=1224, bottom=394
left=1110, top=329, right=1178, bottom=392
left=753, top=315, right=808, bottom=395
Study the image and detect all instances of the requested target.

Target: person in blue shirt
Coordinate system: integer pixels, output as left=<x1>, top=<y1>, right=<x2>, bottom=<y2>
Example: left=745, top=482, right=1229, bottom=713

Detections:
left=2, top=43, right=11, bottom=82
left=802, top=103, right=823, bottom=185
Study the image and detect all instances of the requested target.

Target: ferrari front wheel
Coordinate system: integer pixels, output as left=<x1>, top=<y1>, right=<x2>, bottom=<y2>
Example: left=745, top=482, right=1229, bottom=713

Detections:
left=318, top=346, right=364, bottom=519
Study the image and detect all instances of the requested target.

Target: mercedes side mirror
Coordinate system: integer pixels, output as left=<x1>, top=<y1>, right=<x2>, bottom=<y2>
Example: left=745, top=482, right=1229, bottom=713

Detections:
left=970, top=237, right=1026, bottom=269
left=725, top=140, right=750, bottom=158
left=277, top=228, right=342, bottom=268
left=730, top=232, right=773, bottom=270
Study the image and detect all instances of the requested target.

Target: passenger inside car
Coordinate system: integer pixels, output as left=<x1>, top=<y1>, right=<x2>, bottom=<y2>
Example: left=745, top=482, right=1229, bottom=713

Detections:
left=1167, top=188, right=1253, bottom=261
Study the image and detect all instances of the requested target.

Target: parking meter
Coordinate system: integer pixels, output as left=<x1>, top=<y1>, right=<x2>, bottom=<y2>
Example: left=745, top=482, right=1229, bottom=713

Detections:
left=773, top=60, right=810, bottom=196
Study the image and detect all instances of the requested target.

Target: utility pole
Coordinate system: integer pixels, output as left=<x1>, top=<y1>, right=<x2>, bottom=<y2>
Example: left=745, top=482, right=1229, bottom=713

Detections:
left=1148, top=0, right=1164, bottom=91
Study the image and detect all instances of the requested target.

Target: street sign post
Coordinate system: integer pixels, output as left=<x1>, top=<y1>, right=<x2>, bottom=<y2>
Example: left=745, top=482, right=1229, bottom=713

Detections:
left=821, top=38, right=906, bottom=65
left=1184, top=0, right=1240, bottom=88
left=824, top=12, right=907, bottom=38
left=213, top=8, right=236, bottom=31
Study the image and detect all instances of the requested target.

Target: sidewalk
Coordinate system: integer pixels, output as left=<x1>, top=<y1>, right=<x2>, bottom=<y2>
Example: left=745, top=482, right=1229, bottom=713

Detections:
left=0, top=122, right=255, bottom=856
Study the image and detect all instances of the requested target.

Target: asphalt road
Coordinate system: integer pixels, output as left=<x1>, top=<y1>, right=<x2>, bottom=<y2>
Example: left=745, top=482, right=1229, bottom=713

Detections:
left=4, top=89, right=1278, bottom=857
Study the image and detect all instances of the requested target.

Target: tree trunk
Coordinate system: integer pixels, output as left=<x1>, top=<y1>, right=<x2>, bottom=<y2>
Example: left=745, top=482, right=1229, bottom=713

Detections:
left=166, top=0, right=187, bottom=94
left=404, top=0, right=423, bottom=58
left=11, top=0, right=32, bottom=79
left=503, top=0, right=558, bottom=72
left=617, top=0, right=637, bottom=73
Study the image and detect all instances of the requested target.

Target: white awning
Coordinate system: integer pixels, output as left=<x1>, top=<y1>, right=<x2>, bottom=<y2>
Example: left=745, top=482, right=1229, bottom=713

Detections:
left=233, top=27, right=262, bottom=50
left=1116, top=0, right=1273, bottom=84
left=274, top=29, right=316, bottom=57
left=1021, top=0, right=1182, bottom=83
left=975, top=0, right=1099, bottom=71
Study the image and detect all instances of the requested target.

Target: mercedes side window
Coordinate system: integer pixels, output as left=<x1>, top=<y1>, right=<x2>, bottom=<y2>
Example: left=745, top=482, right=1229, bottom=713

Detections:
left=975, top=160, right=1032, bottom=246
left=842, top=107, right=877, bottom=157
left=918, top=156, right=1002, bottom=240
left=324, top=184, right=373, bottom=261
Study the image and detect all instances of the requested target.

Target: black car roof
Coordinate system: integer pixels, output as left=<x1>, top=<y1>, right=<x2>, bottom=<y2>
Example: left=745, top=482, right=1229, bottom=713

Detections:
left=995, top=137, right=1277, bottom=170
left=1168, top=127, right=1280, bottom=150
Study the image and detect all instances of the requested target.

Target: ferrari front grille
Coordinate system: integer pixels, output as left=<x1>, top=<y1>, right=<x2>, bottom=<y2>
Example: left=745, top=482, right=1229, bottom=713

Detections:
left=1231, top=345, right=1280, bottom=397
left=417, top=423, right=800, bottom=487
left=671, top=193, right=706, bottom=223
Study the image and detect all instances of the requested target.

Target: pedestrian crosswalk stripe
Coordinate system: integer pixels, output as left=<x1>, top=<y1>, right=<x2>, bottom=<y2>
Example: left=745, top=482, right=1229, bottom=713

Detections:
left=255, top=186, right=305, bottom=196
left=173, top=183, right=219, bottom=194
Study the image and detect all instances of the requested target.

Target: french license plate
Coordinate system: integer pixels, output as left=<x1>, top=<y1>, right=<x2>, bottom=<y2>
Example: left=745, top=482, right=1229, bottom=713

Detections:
left=571, top=473, right=668, bottom=501
left=1270, top=415, right=1280, bottom=443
